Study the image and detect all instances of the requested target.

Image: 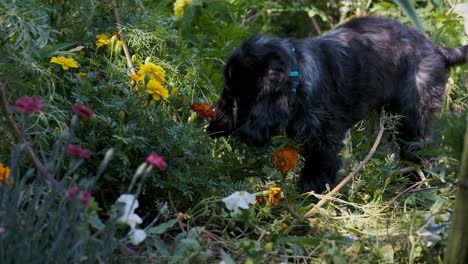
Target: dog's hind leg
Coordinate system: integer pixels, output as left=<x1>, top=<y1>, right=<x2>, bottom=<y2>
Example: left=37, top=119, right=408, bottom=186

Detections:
left=391, top=54, right=447, bottom=162
left=396, top=81, right=446, bottom=162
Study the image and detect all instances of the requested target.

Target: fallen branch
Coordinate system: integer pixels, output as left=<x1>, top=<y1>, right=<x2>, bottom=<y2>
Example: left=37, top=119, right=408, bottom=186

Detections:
left=303, top=108, right=386, bottom=219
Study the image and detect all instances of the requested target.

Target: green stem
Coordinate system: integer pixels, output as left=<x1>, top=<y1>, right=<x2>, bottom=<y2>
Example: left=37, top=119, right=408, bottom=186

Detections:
left=444, top=116, right=468, bottom=264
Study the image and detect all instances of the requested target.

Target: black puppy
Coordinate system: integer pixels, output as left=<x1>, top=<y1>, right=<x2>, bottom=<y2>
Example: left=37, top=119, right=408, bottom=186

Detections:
left=207, top=16, right=468, bottom=193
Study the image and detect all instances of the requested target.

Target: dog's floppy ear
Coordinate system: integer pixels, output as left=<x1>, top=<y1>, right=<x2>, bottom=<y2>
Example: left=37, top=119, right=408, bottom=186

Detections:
left=237, top=34, right=290, bottom=94
left=261, top=68, right=286, bottom=94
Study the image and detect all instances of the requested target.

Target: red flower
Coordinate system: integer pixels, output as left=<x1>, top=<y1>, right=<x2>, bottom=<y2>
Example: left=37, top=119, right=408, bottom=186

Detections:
left=15, top=96, right=43, bottom=113
left=72, top=103, right=94, bottom=119
left=190, top=103, right=215, bottom=120
left=66, top=186, right=79, bottom=200
left=67, top=144, right=91, bottom=159
left=80, top=191, right=92, bottom=207
left=146, top=152, right=168, bottom=171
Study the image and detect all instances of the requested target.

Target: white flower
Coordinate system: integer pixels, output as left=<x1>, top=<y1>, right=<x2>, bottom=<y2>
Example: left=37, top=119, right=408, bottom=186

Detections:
left=117, top=194, right=139, bottom=213
left=129, top=228, right=147, bottom=245
left=115, top=194, right=148, bottom=246
left=222, top=191, right=256, bottom=213
left=116, top=194, right=142, bottom=229
left=119, top=213, right=143, bottom=229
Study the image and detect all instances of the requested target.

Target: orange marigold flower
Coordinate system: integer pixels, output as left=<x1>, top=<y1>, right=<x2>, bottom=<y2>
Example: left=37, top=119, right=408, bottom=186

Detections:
left=281, top=221, right=288, bottom=229
left=190, top=103, right=215, bottom=120
left=256, top=196, right=266, bottom=204
left=273, top=146, right=299, bottom=173
left=130, top=72, right=139, bottom=82
left=266, top=187, right=282, bottom=206
left=0, top=162, right=13, bottom=186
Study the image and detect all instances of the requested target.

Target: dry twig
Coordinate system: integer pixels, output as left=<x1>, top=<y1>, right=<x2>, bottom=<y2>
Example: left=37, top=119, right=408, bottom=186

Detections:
left=111, top=0, right=136, bottom=76
left=303, top=108, right=386, bottom=219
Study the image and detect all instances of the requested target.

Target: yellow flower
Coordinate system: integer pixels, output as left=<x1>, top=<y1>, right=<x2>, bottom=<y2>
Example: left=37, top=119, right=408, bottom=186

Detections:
left=146, top=79, right=169, bottom=101
left=0, top=162, right=11, bottom=185
left=266, top=187, right=282, bottom=206
left=50, top=56, right=79, bottom=70
left=76, top=72, right=87, bottom=78
left=174, top=0, right=191, bottom=16
left=273, top=146, right=299, bottom=173
left=137, top=62, right=166, bottom=84
left=255, top=187, right=283, bottom=206
left=96, top=34, right=111, bottom=49
left=171, top=87, right=179, bottom=96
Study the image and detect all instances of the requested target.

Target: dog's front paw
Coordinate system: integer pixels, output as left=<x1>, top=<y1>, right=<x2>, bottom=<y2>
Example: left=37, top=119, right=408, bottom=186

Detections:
left=298, top=173, right=334, bottom=194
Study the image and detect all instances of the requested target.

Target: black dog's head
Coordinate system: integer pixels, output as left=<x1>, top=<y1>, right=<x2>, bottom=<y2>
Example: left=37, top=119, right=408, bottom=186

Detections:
left=207, top=35, right=294, bottom=146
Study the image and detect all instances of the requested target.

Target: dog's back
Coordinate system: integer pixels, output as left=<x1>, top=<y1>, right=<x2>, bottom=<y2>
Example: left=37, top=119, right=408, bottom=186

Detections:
left=305, top=16, right=466, bottom=136
left=338, top=17, right=468, bottom=66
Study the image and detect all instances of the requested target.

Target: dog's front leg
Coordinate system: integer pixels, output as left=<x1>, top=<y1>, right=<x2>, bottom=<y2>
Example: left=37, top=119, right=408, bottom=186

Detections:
left=299, top=142, right=343, bottom=194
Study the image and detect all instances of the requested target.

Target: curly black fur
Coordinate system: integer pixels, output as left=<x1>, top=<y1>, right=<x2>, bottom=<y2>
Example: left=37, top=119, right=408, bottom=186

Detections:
left=207, top=16, right=468, bottom=193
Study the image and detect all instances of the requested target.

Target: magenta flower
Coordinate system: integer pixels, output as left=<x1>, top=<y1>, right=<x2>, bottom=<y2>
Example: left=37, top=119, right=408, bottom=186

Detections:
left=15, top=96, right=43, bottom=113
left=67, top=144, right=91, bottom=159
left=146, top=152, right=168, bottom=171
left=80, top=191, right=92, bottom=207
left=72, top=103, right=94, bottom=119
left=66, top=186, right=79, bottom=200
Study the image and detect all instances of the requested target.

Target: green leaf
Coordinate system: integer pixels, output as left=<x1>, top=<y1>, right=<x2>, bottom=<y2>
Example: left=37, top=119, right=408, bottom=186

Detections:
left=36, top=43, right=77, bottom=59
left=169, top=238, right=203, bottom=264
left=379, top=245, right=394, bottom=263
left=154, top=239, right=170, bottom=257
left=148, top=219, right=178, bottom=235
left=393, top=0, right=425, bottom=32
left=220, top=249, right=236, bottom=264
left=87, top=215, right=106, bottom=231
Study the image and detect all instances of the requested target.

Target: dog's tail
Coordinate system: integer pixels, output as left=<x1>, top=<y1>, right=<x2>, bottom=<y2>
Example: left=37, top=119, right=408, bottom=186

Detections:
left=438, top=45, right=468, bottom=67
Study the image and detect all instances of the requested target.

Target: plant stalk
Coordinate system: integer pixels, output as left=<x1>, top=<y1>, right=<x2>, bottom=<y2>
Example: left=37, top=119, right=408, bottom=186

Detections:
left=444, top=115, right=468, bottom=264
left=111, top=0, right=136, bottom=75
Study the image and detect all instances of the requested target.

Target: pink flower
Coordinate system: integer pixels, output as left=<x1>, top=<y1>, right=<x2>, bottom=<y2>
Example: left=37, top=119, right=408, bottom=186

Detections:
left=66, top=186, right=79, bottom=200
left=72, top=103, right=94, bottom=119
left=67, top=144, right=91, bottom=159
left=146, top=152, right=168, bottom=171
left=80, top=191, right=92, bottom=207
left=15, top=96, right=43, bottom=113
